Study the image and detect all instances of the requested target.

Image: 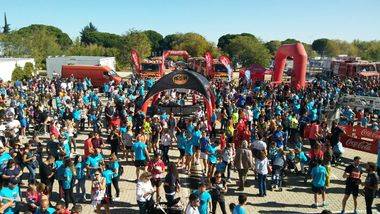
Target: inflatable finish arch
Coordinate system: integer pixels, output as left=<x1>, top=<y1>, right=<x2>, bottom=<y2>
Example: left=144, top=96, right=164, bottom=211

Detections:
left=161, top=50, right=190, bottom=74
left=272, top=43, right=308, bottom=90
left=140, top=70, right=214, bottom=121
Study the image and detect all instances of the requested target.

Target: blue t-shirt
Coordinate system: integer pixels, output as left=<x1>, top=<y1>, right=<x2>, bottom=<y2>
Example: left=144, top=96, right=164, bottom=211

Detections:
left=54, top=160, right=65, bottom=180
left=191, top=130, right=202, bottom=147
left=200, top=137, right=209, bottom=153
left=86, top=154, right=103, bottom=175
left=73, top=109, right=81, bottom=121
left=311, top=165, right=327, bottom=188
left=233, top=205, right=246, bottom=214
left=63, top=167, right=73, bottom=190
left=102, top=169, right=114, bottom=184
left=75, top=162, right=86, bottom=179
left=63, top=141, right=71, bottom=159
left=192, top=190, right=211, bottom=214
left=273, top=130, right=284, bottom=148
left=111, top=161, right=121, bottom=177
left=177, top=134, right=186, bottom=150
left=185, top=140, right=194, bottom=156
left=0, top=152, right=12, bottom=166
left=35, top=207, right=56, bottom=214
left=133, top=141, right=147, bottom=161
left=0, top=186, right=19, bottom=214
left=207, top=144, right=218, bottom=164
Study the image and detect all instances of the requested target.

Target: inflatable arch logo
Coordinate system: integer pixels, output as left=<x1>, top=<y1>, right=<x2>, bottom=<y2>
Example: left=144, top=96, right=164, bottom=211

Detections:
left=172, top=73, right=189, bottom=85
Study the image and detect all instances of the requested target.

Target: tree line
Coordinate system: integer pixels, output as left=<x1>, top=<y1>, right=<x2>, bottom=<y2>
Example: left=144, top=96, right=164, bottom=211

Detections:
left=0, top=23, right=379, bottom=70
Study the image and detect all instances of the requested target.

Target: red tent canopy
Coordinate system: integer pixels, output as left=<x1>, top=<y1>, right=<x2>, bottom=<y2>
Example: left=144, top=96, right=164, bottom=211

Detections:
left=239, top=64, right=272, bottom=81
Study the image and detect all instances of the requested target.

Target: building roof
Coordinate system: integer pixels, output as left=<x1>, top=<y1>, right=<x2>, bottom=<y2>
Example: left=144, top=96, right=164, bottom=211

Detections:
left=0, top=58, right=35, bottom=62
left=47, top=56, right=115, bottom=60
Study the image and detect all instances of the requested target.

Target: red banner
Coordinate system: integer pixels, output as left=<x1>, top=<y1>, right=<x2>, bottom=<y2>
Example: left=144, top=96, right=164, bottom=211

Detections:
left=219, top=55, right=231, bottom=68
left=204, top=52, right=213, bottom=75
left=131, top=49, right=140, bottom=72
left=339, top=125, right=380, bottom=154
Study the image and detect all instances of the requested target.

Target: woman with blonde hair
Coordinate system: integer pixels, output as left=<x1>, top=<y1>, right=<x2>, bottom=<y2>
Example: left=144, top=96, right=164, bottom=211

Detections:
left=136, top=171, right=155, bottom=214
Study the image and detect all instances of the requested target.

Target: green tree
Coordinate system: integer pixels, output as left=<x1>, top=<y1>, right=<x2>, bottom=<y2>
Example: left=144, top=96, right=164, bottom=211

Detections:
left=226, top=35, right=271, bottom=67
left=161, top=34, right=183, bottom=51
left=172, top=33, right=216, bottom=57
left=11, top=65, right=33, bottom=81
left=2, top=29, right=62, bottom=69
left=218, top=33, right=258, bottom=53
left=15, top=24, right=72, bottom=50
left=23, top=62, right=35, bottom=77
left=119, top=30, right=151, bottom=68
left=265, top=40, right=281, bottom=56
left=312, top=38, right=329, bottom=56
left=2, top=13, right=10, bottom=34
left=281, top=38, right=299, bottom=45
left=80, top=23, right=122, bottom=48
left=143, top=30, right=163, bottom=55
left=302, top=43, right=317, bottom=58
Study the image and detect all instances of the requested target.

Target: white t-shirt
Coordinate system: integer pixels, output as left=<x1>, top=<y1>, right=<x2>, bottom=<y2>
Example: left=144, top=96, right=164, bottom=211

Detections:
left=185, top=204, right=200, bottom=214
left=256, top=158, right=269, bottom=175
left=136, top=180, right=154, bottom=202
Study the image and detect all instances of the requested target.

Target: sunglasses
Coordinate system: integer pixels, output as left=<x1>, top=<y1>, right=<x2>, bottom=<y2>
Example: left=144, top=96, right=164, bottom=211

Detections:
left=95, top=174, right=100, bottom=176
left=216, top=176, right=222, bottom=178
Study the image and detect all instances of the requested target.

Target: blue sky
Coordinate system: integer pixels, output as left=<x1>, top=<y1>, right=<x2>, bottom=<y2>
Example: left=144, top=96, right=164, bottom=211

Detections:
left=2, top=0, right=379, bottom=43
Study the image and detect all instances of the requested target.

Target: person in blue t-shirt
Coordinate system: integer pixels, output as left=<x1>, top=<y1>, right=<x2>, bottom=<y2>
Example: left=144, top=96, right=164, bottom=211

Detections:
left=109, top=154, right=121, bottom=200
left=176, top=130, right=187, bottom=168
left=184, top=133, right=194, bottom=174
left=192, top=183, right=211, bottom=214
left=232, top=194, right=247, bottom=214
left=74, top=155, right=87, bottom=202
left=310, top=159, right=327, bottom=208
left=0, top=180, right=19, bottom=214
left=0, top=147, right=12, bottom=168
left=86, top=148, right=104, bottom=178
left=207, top=141, right=219, bottom=179
left=199, top=132, right=210, bottom=174
left=191, top=126, right=202, bottom=165
left=273, top=126, right=285, bottom=148
left=63, top=159, right=76, bottom=208
left=132, top=135, right=150, bottom=180
left=102, top=163, right=115, bottom=202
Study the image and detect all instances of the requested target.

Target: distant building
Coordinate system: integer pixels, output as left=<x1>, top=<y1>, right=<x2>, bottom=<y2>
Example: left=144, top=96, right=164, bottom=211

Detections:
left=0, top=58, right=35, bottom=81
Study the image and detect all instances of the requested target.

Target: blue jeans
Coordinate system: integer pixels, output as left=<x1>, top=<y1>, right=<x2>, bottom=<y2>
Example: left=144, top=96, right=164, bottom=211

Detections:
left=258, top=173, right=267, bottom=196
left=75, top=178, right=86, bottom=199
left=25, top=164, right=36, bottom=182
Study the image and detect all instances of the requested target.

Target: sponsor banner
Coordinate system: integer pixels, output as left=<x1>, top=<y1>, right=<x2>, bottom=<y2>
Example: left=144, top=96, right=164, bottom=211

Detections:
left=339, top=125, right=380, bottom=154
left=131, top=49, right=140, bottom=71
left=340, top=135, right=377, bottom=154
left=219, top=55, right=232, bottom=82
left=204, top=52, right=213, bottom=75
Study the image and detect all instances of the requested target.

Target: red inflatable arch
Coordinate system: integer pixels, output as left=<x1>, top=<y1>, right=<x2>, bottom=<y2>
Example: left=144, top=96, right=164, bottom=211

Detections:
left=272, top=43, right=308, bottom=90
left=161, top=50, right=190, bottom=75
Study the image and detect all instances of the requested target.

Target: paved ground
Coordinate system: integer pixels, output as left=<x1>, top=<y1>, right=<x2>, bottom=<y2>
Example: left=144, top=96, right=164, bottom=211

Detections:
left=33, top=127, right=378, bottom=214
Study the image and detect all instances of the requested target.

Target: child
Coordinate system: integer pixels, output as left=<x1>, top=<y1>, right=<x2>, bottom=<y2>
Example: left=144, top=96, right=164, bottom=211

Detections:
left=294, top=148, right=308, bottom=174
left=286, top=150, right=296, bottom=173
left=268, top=141, right=278, bottom=163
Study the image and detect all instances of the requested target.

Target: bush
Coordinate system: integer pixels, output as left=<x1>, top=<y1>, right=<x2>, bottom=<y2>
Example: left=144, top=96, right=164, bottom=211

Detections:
left=11, top=63, right=35, bottom=81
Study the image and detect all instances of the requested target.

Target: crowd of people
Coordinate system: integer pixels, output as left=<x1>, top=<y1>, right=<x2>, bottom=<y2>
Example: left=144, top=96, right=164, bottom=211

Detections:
left=0, top=71, right=377, bottom=214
